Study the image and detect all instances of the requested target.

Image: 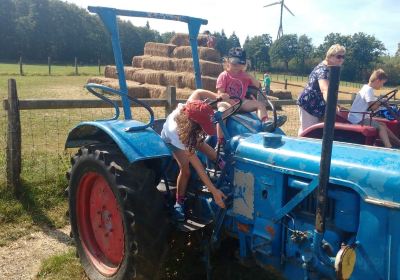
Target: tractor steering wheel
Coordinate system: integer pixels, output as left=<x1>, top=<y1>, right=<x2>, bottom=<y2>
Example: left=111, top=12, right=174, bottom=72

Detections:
left=368, top=88, right=399, bottom=120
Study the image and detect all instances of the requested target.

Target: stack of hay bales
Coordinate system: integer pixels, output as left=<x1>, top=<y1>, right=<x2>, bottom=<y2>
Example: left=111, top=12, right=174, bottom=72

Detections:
left=88, top=34, right=222, bottom=100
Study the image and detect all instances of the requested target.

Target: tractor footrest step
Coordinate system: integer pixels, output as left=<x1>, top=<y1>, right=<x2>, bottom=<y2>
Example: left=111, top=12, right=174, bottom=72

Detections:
left=177, top=217, right=212, bottom=232
left=157, top=180, right=177, bottom=192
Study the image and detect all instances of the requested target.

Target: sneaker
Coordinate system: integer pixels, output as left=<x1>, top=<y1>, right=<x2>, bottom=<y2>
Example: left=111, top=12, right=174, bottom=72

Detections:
left=262, top=115, right=287, bottom=132
left=172, top=202, right=185, bottom=222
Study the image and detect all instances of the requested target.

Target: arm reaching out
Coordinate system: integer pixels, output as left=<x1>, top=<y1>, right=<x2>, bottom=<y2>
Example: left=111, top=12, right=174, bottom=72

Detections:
left=188, top=89, right=228, bottom=102
left=186, top=151, right=227, bottom=208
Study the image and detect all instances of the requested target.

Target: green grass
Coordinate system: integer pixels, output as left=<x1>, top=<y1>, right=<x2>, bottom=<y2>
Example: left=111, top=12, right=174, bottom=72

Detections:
left=0, top=63, right=102, bottom=77
left=37, top=250, right=86, bottom=280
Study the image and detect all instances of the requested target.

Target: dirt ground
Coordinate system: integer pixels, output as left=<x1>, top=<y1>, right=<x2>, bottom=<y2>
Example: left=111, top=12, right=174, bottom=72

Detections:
left=0, top=226, right=73, bottom=280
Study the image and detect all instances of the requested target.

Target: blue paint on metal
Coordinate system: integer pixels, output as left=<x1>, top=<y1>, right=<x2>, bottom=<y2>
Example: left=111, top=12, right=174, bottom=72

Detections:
left=65, top=120, right=171, bottom=163
left=234, top=133, right=400, bottom=204
left=88, top=6, right=208, bottom=119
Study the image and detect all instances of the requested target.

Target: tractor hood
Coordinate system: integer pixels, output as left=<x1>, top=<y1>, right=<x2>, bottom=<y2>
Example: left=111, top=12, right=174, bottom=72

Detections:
left=234, top=133, right=400, bottom=205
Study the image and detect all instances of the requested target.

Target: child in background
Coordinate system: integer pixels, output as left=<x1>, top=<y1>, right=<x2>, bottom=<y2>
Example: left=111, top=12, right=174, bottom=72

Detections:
left=216, top=47, right=286, bottom=142
left=263, top=72, right=271, bottom=96
left=348, top=69, right=400, bottom=148
left=161, top=89, right=228, bottom=221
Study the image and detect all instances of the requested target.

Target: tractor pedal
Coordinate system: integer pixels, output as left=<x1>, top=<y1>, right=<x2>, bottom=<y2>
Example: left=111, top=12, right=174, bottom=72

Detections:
left=157, top=180, right=177, bottom=192
left=177, top=217, right=211, bottom=232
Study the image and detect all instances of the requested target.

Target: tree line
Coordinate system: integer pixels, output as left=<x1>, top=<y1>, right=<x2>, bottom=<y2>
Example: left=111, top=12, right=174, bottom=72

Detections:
left=1, top=0, right=399, bottom=84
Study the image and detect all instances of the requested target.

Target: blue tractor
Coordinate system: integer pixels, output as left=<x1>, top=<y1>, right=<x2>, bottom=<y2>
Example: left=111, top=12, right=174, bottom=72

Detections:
left=65, top=6, right=400, bottom=280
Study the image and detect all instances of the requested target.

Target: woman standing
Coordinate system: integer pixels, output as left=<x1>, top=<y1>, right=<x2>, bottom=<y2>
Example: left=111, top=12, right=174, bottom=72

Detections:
left=297, top=44, right=346, bottom=135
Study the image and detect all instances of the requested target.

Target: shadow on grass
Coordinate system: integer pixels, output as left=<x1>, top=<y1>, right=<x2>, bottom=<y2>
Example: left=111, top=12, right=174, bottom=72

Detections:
left=14, top=178, right=71, bottom=246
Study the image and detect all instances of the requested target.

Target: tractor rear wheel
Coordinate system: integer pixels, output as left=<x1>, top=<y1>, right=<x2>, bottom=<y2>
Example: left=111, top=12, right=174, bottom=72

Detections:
left=68, top=145, right=169, bottom=280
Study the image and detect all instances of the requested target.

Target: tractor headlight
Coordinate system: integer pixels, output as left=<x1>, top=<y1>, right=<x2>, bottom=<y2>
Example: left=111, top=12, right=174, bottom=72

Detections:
left=335, top=245, right=356, bottom=280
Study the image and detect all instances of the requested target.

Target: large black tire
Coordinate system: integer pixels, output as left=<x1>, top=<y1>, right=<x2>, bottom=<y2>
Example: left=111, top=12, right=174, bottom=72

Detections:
left=68, top=144, right=169, bottom=280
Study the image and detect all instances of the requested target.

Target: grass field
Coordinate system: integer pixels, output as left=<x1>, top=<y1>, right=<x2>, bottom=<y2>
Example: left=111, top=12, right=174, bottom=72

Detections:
left=0, top=63, right=395, bottom=279
left=0, top=63, right=102, bottom=77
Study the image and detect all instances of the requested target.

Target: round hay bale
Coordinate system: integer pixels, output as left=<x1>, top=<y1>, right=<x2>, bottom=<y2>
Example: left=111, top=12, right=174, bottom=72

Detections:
left=172, top=46, right=221, bottom=63
left=169, top=33, right=208, bottom=47
left=144, top=42, right=176, bottom=57
left=132, top=55, right=151, bottom=68
left=269, top=89, right=293, bottom=100
left=142, top=57, right=176, bottom=71
left=174, top=59, right=222, bottom=77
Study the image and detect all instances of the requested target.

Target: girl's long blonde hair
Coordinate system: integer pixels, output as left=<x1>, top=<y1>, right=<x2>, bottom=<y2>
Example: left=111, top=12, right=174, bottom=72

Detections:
left=175, top=109, right=206, bottom=152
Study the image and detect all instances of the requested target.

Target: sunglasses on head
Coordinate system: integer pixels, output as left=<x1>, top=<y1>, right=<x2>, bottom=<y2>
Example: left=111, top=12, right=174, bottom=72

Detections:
left=335, top=54, right=345, bottom=59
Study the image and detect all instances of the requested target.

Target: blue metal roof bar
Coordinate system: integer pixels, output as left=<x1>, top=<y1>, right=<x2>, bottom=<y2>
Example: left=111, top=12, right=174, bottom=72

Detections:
left=88, top=6, right=208, bottom=120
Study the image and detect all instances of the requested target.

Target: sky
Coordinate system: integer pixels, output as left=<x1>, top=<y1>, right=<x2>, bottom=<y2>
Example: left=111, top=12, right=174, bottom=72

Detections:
left=62, top=0, right=399, bottom=55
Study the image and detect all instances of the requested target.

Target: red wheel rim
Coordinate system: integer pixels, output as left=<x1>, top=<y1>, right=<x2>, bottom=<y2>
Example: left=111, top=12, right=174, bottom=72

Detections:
left=77, top=172, right=125, bottom=276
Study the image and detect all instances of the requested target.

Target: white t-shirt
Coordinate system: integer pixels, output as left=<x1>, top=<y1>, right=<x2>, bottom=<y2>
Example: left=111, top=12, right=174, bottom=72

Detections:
left=161, top=103, right=186, bottom=150
left=348, top=85, right=377, bottom=124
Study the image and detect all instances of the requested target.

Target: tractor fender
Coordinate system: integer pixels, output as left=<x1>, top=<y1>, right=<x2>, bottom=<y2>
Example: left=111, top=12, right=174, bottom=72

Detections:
left=65, top=120, right=171, bottom=163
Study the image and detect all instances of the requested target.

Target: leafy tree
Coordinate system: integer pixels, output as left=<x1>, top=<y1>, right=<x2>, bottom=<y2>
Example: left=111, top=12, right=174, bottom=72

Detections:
left=159, top=32, right=176, bottom=44
left=347, top=32, right=386, bottom=81
left=243, top=34, right=272, bottom=71
left=295, top=35, right=314, bottom=73
left=0, top=0, right=16, bottom=59
left=214, top=30, right=230, bottom=57
left=395, top=43, right=400, bottom=57
left=228, top=32, right=241, bottom=48
left=269, top=34, right=298, bottom=71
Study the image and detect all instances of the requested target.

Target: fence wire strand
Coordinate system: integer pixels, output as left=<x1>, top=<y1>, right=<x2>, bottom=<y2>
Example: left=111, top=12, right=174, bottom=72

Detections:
left=4, top=105, right=298, bottom=188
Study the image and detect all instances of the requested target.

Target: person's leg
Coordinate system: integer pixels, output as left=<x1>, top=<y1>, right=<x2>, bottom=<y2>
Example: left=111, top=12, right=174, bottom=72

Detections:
left=216, top=101, right=231, bottom=143
left=386, top=126, right=400, bottom=146
left=298, top=107, right=319, bottom=136
left=197, top=142, right=217, bottom=161
left=171, top=149, right=190, bottom=199
left=239, top=99, right=268, bottom=120
left=376, top=123, right=392, bottom=148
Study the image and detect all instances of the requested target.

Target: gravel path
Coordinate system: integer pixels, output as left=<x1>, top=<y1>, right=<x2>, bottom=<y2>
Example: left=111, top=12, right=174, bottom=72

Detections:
left=0, top=226, right=73, bottom=280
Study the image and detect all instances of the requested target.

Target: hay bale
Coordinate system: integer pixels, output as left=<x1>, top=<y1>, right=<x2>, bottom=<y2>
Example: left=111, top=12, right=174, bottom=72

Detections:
left=269, top=89, right=293, bottom=100
left=132, top=55, right=151, bottom=68
left=143, top=42, right=176, bottom=57
left=104, top=65, right=118, bottom=79
left=181, top=73, right=216, bottom=91
left=169, top=33, right=208, bottom=47
left=172, top=46, right=221, bottom=62
left=174, top=59, right=223, bottom=77
left=144, top=71, right=165, bottom=85
left=163, top=72, right=185, bottom=88
left=87, top=77, right=150, bottom=98
left=105, top=66, right=139, bottom=81
left=142, top=57, right=176, bottom=71
left=176, top=88, right=193, bottom=99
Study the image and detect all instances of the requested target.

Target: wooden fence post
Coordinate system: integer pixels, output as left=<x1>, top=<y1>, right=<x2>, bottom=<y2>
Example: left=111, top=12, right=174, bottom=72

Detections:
left=98, top=58, right=101, bottom=75
left=75, top=57, right=78, bottom=75
left=19, top=56, right=23, bottom=76
left=48, top=56, right=51, bottom=75
left=284, top=79, right=288, bottom=90
left=165, top=86, right=177, bottom=117
left=6, top=79, right=22, bottom=196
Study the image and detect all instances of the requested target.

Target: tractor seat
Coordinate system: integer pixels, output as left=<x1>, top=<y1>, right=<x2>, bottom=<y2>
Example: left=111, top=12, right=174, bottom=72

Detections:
left=300, top=122, right=378, bottom=145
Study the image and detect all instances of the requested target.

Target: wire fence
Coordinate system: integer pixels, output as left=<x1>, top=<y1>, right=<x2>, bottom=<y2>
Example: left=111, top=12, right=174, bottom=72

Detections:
left=0, top=102, right=301, bottom=189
